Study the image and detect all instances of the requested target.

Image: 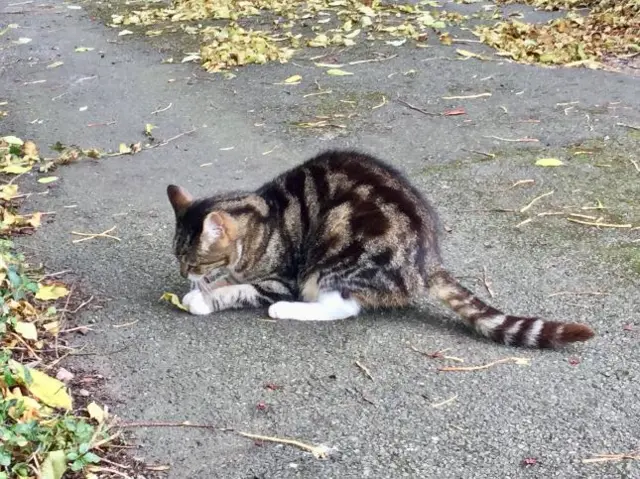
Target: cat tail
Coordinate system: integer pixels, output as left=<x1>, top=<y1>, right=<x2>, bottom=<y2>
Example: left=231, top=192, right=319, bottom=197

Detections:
left=426, top=269, right=594, bottom=349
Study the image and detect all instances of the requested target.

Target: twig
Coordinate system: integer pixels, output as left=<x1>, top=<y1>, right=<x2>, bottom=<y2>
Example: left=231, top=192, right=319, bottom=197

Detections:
left=91, top=431, right=122, bottom=450
left=99, top=457, right=131, bottom=469
left=442, top=93, right=491, bottom=100
left=616, top=122, right=640, bottom=130
left=72, top=226, right=121, bottom=243
left=348, top=54, right=397, bottom=65
left=60, top=325, right=94, bottom=334
left=150, top=103, right=172, bottom=115
left=371, top=95, right=387, bottom=110
left=146, top=127, right=197, bottom=149
left=461, top=148, right=495, bottom=159
left=567, top=218, right=632, bottom=228
left=482, top=266, right=494, bottom=298
left=39, top=270, right=72, bottom=281
left=628, top=158, right=640, bottom=173
left=113, top=320, right=139, bottom=328
left=582, top=451, right=640, bottom=464
left=548, top=291, right=607, bottom=298
left=396, top=99, right=440, bottom=116
left=63, top=295, right=94, bottom=314
left=483, top=135, right=539, bottom=143
left=237, top=432, right=332, bottom=459
left=520, top=190, right=554, bottom=213
left=118, top=420, right=218, bottom=429
left=87, top=121, right=116, bottom=127
left=507, top=179, right=535, bottom=190
left=438, top=357, right=530, bottom=372
left=11, top=333, right=43, bottom=362
left=355, top=360, right=374, bottom=381
left=431, top=395, right=458, bottom=408
left=410, top=345, right=464, bottom=363
left=86, top=467, right=132, bottom=479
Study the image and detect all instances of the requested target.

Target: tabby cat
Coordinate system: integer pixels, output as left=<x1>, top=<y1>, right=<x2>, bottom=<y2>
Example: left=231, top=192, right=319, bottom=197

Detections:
left=167, top=150, right=594, bottom=349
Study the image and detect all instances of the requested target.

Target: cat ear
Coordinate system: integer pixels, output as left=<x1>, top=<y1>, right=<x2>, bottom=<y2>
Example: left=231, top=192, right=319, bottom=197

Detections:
left=202, top=211, right=237, bottom=245
left=167, top=185, right=193, bottom=213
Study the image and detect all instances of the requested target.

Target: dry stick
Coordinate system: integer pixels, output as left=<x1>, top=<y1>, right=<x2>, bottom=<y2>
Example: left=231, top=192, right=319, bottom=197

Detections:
left=348, top=54, right=397, bottom=65
left=55, top=284, right=75, bottom=358
left=146, top=127, right=197, bottom=150
left=39, top=269, right=72, bottom=281
left=237, top=432, right=331, bottom=459
left=63, top=295, right=94, bottom=314
left=567, top=218, right=632, bottom=228
left=483, top=135, right=540, bottom=143
left=99, top=456, right=131, bottom=469
left=442, top=93, right=491, bottom=100
left=87, top=467, right=132, bottom=479
left=520, top=190, right=554, bottom=213
left=118, top=421, right=219, bottom=430
left=616, top=122, right=640, bottom=130
left=431, top=395, right=458, bottom=408
left=72, top=226, right=121, bottom=243
left=461, top=148, right=495, bottom=159
left=439, top=357, right=530, bottom=372
left=482, top=266, right=494, bottom=298
left=628, top=157, right=640, bottom=173
left=410, top=345, right=464, bottom=363
left=11, top=333, right=42, bottom=362
left=583, top=451, right=640, bottom=464
left=548, top=291, right=607, bottom=298
left=396, top=99, right=440, bottom=116
left=355, top=360, right=374, bottom=381
left=150, top=102, right=172, bottom=115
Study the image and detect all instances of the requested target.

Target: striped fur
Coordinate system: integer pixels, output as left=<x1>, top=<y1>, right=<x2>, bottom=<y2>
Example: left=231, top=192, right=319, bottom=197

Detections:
left=167, top=149, right=594, bottom=349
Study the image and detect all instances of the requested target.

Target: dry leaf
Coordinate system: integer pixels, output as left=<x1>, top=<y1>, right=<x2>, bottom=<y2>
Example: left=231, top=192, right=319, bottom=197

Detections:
left=3, top=165, right=32, bottom=175
left=535, top=158, right=564, bottom=167
left=14, top=321, right=38, bottom=340
left=36, top=284, right=70, bottom=301
left=75, top=47, right=94, bottom=52
left=326, top=69, right=353, bottom=76
left=47, top=61, right=64, bottom=69
left=87, top=401, right=107, bottom=423
left=283, top=74, right=302, bottom=84
left=38, top=176, right=59, bottom=184
left=9, top=360, right=73, bottom=410
left=41, top=450, right=67, bottom=479
left=56, top=368, right=75, bottom=382
left=160, top=292, right=188, bottom=311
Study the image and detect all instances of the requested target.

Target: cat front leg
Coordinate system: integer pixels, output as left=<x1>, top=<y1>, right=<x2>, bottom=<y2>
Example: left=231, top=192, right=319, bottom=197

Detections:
left=186, top=280, right=294, bottom=316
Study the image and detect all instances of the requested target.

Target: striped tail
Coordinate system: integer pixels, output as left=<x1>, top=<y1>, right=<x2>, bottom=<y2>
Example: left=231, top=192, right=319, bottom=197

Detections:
left=427, top=269, right=594, bottom=349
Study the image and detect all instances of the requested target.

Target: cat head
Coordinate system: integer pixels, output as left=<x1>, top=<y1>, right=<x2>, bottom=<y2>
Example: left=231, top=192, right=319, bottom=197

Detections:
left=166, top=185, right=239, bottom=280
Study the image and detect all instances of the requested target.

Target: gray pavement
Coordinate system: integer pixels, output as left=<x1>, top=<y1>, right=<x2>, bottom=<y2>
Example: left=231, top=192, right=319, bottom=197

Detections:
left=2, top=1, right=639, bottom=478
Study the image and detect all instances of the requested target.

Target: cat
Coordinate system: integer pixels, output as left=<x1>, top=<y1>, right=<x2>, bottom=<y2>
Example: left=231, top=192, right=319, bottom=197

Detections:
left=166, top=149, right=594, bottom=349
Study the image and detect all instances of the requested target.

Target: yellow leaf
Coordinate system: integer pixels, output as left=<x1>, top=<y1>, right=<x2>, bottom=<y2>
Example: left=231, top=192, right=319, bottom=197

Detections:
left=283, top=74, right=302, bottom=84
left=35, top=284, right=70, bottom=301
left=14, top=321, right=38, bottom=340
left=0, top=184, right=19, bottom=200
left=145, top=123, right=156, bottom=136
left=118, top=143, right=132, bottom=154
left=3, top=164, right=32, bottom=174
left=535, top=158, right=564, bottom=167
left=28, top=212, right=42, bottom=228
left=8, top=360, right=73, bottom=410
left=326, top=69, right=353, bottom=76
left=2, top=135, right=24, bottom=145
left=41, top=450, right=67, bottom=479
left=75, top=47, right=94, bottom=52
left=38, top=176, right=59, bottom=184
left=160, top=292, right=188, bottom=311
left=87, top=401, right=107, bottom=423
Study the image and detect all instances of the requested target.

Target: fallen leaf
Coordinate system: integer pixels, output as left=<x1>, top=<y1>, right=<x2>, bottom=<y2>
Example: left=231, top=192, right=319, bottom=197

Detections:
left=41, top=450, right=67, bottom=479
left=118, top=29, right=134, bottom=36
left=87, top=401, right=107, bottom=423
left=118, top=143, right=132, bottom=154
left=74, top=47, right=94, bottom=52
left=2, top=135, right=24, bottom=145
left=145, top=123, right=156, bottom=136
left=38, top=176, right=59, bottom=184
left=36, top=284, right=70, bottom=301
left=8, top=359, right=73, bottom=410
left=386, top=39, right=407, bottom=47
left=535, top=158, right=564, bottom=167
left=3, top=164, right=32, bottom=175
left=326, top=69, right=353, bottom=76
left=14, top=37, right=32, bottom=45
left=14, top=321, right=38, bottom=340
left=283, top=74, right=302, bottom=84
left=160, top=292, right=188, bottom=311
left=47, top=61, right=64, bottom=69
left=23, top=140, right=38, bottom=157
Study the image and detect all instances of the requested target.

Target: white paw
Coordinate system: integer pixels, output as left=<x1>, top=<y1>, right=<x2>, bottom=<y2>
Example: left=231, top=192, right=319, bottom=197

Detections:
left=182, top=289, right=201, bottom=308
left=185, top=290, right=213, bottom=316
left=268, top=301, right=317, bottom=321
